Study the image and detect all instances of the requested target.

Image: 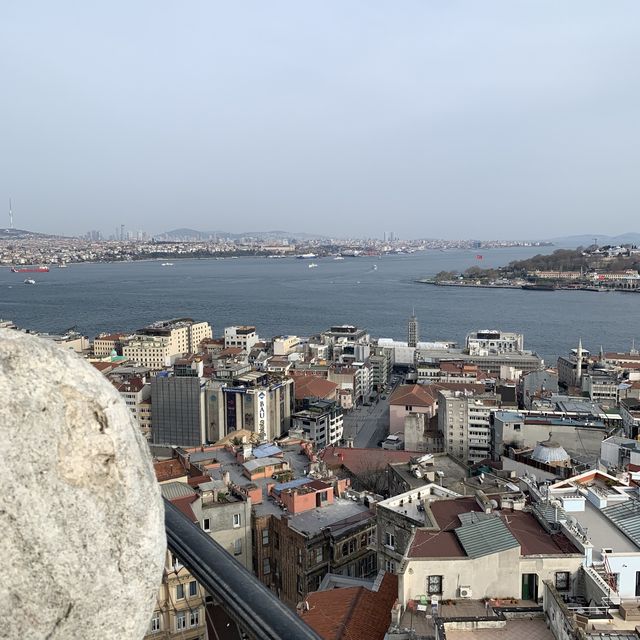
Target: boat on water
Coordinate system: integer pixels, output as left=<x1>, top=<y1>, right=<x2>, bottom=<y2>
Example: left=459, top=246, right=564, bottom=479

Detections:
left=11, top=265, right=49, bottom=273
left=296, top=253, right=317, bottom=259
left=161, top=262, right=174, bottom=266
left=521, top=283, right=556, bottom=291
left=24, top=278, right=36, bottom=285
left=373, top=264, right=378, bottom=270
left=308, top=263, right=318, bottom=269
left=333, top=256, right=345, bottom=261
left=57, top=263, right=68, bottom=268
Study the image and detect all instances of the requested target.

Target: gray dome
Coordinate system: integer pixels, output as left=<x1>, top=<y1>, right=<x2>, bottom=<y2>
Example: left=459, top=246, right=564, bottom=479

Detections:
left=531, top=437, right=570, bottom=465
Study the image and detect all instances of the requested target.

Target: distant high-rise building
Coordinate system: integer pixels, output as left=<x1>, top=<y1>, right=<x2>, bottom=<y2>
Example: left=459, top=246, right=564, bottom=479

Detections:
left=120, top=224, right=125, bottom=241
left=408, top=311, right=419, bottom=348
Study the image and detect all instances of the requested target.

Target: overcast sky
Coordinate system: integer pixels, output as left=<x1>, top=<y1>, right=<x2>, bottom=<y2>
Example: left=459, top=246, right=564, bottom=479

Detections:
left=1, top=2, right=639, bottom=240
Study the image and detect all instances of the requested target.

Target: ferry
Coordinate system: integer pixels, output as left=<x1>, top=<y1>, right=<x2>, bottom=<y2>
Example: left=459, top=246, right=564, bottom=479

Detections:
left=11, top=265, right=50, bottom=273
left=296, top=253, right=317, bottom=259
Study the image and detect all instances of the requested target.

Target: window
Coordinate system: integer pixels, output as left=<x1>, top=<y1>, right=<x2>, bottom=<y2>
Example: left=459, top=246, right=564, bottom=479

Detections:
left=190, top=609, right=200, bottom=628
left=170, top=552, right=182, bottom=570
left=427, top=575, right=443, bottom=595
left=234, top=538, right=243, bottom=556
left=385, top=559, right=395, bottom=573
left=555, top=572, right=570, bottom=591
left=315, top=547, right=323, bottom=563
left=262, top=529, right=269, bottom=545
left=175, top=612, right=186, bottom=631
left=263, top=558, right=271, bottom=575
left=297, top=549, right=303, bottom=565
left=176, top=583, right=185, bottom=600
left=188, top=580, right=197, bottom=597
left=297, top=574, right=304, bottom=594
left=233, top=513, right=241, bottom=528
left=150, top=612, right=161, bottom=633
left=202, top=518, right=210, bottom=532
left=384, top=532, right=396, bottom=549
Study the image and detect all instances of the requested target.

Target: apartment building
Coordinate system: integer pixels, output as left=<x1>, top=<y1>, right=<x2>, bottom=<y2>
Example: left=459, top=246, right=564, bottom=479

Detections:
left=93, top=332, right=129, bottom=357
left=112, top=376, right=152, bottom=440
left=292, top=400, right=344, bottom=448
left=376, top=485, right=584, bottom=605
left=437, top=389, right=499, bottom=463
left=224, top=325, right=259, bottom=351
left=138, top=318, right=212, bottom=355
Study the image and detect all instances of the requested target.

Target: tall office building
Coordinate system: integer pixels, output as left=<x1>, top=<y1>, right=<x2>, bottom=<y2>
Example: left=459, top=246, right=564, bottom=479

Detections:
left=151, top=374, right=207, bottom=446
left=407, top=311, right=419, bottom=348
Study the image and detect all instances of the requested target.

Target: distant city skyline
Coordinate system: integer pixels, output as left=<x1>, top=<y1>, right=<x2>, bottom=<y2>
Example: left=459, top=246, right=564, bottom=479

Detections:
left=2, top=2, right=640, bottom=239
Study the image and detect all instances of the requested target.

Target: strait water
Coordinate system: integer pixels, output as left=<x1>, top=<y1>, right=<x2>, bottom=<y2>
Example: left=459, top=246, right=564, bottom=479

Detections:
left=1, top=247, right=638, bottom=364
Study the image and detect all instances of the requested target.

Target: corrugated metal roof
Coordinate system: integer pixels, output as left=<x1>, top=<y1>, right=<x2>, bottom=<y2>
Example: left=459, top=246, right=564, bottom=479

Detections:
left=273, top=478, right=313, bottom=494
left=243, top=456, right=283, bottom=472
left=253, top=443, right=283, bottom=459
left=601, top=499, right=640, bottom=548
left=455, top=514, right=519, bottom=558
left=160, top=481, right=196, bottom=500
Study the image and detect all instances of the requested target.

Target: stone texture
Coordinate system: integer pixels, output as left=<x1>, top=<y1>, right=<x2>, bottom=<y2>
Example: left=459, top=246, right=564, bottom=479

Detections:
left=0, top=329, right=166, bottom=639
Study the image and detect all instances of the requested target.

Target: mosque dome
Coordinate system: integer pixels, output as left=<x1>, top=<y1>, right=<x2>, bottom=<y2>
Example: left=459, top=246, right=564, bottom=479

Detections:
left=531, top=435, right=570, bottom=466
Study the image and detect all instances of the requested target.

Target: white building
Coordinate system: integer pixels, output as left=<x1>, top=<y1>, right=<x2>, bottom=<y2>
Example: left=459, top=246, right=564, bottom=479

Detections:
left=466, top=330, right=524, bottom=356
left=224, top=325, right=259, bottom=351
left=291, top=400, right=344, bottom=448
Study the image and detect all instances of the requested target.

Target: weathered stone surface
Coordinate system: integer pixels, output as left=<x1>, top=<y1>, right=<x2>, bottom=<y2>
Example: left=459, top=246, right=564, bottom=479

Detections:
left=0, top=329, right=165, bottom=639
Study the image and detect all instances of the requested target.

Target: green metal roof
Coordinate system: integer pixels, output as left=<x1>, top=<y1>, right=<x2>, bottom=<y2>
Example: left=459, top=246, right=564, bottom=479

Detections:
left=455, top=513, right=520, bottom=558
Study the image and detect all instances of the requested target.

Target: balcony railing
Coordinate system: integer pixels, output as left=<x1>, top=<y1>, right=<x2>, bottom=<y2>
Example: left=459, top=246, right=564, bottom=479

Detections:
left=164, top=499, right=322, bottom=640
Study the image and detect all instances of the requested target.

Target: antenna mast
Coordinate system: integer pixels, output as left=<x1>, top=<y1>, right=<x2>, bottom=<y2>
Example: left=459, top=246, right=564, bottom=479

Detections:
left=9, top=198, right=13, bottom=229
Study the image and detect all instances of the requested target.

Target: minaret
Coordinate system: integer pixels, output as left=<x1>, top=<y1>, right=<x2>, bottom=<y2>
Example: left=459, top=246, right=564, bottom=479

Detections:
left=408, top=309, right=419, bottom=348
left=576, top=338, right=583, bottom=384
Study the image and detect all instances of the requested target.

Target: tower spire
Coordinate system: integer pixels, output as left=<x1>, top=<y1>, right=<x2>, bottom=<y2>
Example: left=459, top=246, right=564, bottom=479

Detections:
left=9, top=198, right=13, bottom=230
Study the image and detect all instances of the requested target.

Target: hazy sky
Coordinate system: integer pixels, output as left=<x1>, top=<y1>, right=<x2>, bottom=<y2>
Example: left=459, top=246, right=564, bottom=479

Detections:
left=1, top=2, right=640, bottom=240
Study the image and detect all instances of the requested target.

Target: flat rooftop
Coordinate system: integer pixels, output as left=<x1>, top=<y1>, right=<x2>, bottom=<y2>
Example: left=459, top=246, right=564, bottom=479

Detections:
left=570, top=500, right=640, bottom=561
left=445, top=619, right=554, bottom=640
left=288, top=499, right=372, bottom=537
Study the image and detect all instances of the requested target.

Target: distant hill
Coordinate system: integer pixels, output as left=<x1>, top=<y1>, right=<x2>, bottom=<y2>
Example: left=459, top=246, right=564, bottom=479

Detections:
left=156, top=228, right=328, bottom=241
left=0, top=228, right=52, bottom=240
left=549, top=232, right=640, bottom=247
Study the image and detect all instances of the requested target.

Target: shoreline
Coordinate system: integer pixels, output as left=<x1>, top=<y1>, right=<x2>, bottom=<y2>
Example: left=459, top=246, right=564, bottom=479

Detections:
left=414, top=279, right=640, bottom=293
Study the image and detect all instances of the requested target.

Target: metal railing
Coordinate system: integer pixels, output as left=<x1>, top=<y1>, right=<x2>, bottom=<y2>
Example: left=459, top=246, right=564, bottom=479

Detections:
left=164, top=499, right=322, bottom=640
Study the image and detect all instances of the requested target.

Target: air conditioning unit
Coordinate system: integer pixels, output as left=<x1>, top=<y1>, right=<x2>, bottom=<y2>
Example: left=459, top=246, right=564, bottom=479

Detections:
left=459, top=586, right=472, bottom=599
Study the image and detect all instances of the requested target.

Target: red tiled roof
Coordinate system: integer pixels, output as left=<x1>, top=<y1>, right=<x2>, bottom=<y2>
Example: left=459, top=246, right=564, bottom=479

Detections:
left=408, top=497, right=578, bottom=558
left=320, top=447, right=418, bottom=476
left=292, top=374, right=338, bottom=400
left=169, top=495, right=198, bottom=523
left=300, top=573, right=398, bottom=640
left=154, top=458, right=189, bottom=483
left=92, top=361, right=117, bottom=372
left=388, top=384, right=437, bottom=408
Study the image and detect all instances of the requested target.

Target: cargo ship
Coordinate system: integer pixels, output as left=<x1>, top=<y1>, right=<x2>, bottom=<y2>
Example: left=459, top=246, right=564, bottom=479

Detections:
left=11, top=266, right=50, bottom=273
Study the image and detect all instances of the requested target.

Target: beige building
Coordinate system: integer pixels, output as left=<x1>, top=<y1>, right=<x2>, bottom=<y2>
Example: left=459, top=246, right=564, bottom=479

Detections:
left=93, top=332, right=129, bottom=357
left=123, top=335, right=174, bottom=369
left=376, top=486, right=584, bottom=606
